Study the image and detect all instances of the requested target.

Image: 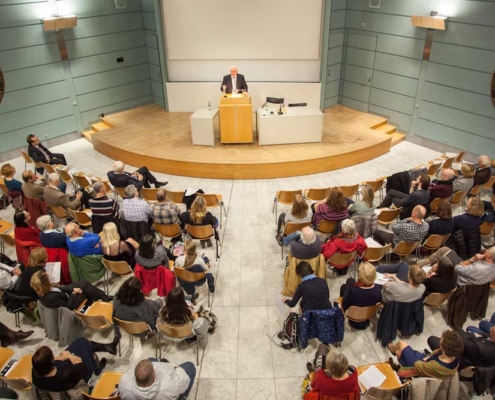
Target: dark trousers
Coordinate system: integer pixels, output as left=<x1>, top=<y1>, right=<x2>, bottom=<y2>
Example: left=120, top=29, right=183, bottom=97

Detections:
left=373, top=229, right=395, bottom=245
left=136, top=166, right=158, bottom=188
left=378, top=189, right=408, bottom=208
left=66, top=337, right=97, bottom=382
left=35, top=153, right=67, bottom=174
left=65, top=280, right=111, bottom=309
left=277, top=212, right=286, bottom=235
left=376, top=262, right=409, bottom=283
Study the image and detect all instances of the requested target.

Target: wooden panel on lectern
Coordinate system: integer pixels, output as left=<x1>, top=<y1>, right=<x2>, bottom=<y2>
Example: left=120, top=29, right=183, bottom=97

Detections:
left=219, top=104, right=236, bottom=143
left=236, top=104, right=253, bottom=142
left=220, top=95, right=251, bottom=105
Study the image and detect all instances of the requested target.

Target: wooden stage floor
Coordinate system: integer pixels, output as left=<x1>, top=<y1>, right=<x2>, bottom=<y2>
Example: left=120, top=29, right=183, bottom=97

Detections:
left=92, top=104, right=393, bottom=179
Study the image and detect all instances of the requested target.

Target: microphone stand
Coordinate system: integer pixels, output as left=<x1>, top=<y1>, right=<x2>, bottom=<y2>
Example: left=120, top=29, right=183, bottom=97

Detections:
left=278, top=102, right=283, bottom=115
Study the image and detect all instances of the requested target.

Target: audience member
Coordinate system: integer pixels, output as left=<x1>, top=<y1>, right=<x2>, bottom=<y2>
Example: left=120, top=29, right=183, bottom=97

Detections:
left=276, top=194, right=312, bottom=242
left=88, top=181, right=119, bottom=233
left=389, top=329, right=464, bottom=379
left=1, top=164, right=23, bottom=193
left=37, top=215, right=67, bottom=249
left=27, top=134, right=66, bottom=174
left=481, top=195, right=495, bottom=223
left=285, top=226, right=321, bottom=259
left=14, top=211, right=41, bottom=243
left=135, top=234, right=168, bottom=270
left=65, top=222, right=102, bottom=256
left=427, top=201, right=454, bottom=237
left=422, top=256, right=458, bottom=297
left=119, top=359, right=195, bottom=400
left=17, top=247, right=47, bottom=298
left=312, top=187, right=348, bottom=228
left=379, top=264, right=426, bottom=303
left=428, top=168, right=455, bottom=202
left=373, top=205, right=428, bottom=245
left=113, top=277, right=163, bottom=330
left=453, top=163, right=475, bottom=193
left=99, top=222, right=137, bottom=268
left=44, top=173, right=82, bottom=210
left=340, top=262, right=382, bottom=329
left=0, top=322, right=33, bottom=347
left=348, top=184, right=375, bottom=216
left=151, top=189, right=180, bottom=225
left=107, top=161, right=167, bottom=190
left=22, top=170, right=66, bottom=198
left=180, top=195, right=218, bottom=248
left=453, top=196, right=484, bottom=230
left=174, top=241, right=214, bottom=295
left=473, top=155, right=492, bottom=187
left=0, top=254, right=22, bottom=291
left=466, top=312, right=495, bottom=338
left=377, top=174, right=430, bottom=210
left=122, top=184, right=152, bottom=223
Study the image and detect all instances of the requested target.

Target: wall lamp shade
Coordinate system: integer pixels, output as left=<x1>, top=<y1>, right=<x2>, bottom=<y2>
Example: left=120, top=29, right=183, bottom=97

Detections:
left=411, top=14, right=448, bottom=30
left=42, top=15, right=77, bottom=31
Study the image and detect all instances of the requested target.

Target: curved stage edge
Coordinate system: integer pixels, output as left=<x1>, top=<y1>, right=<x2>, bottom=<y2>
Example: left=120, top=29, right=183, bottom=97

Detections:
left=92, top=104, right=393, bottom=180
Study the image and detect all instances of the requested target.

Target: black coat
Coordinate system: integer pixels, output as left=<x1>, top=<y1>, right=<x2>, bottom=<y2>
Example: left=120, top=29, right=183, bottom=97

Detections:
left=220, top=74, right=248, bottom=93
left=447, top=227, right=481, bottom=260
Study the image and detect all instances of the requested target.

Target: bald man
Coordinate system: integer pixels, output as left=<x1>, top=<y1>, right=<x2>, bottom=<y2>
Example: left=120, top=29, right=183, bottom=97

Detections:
left=428, top=168, right=455, bottom=202
left=373, top=205, right=429, bottom=245
left=221, top=65, right=248, bottom=94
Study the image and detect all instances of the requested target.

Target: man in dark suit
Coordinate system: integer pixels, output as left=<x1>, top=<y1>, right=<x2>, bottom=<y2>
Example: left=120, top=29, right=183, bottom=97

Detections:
left=26, top=134, right=67, bottom=174
left=107, top=161, right=167, bottom=190
left=221, top=66, right=248, bottom=94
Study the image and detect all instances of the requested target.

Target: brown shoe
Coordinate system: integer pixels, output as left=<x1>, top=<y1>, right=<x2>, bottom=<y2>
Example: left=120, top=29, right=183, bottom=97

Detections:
left=8, top=330, right=34, bottom=344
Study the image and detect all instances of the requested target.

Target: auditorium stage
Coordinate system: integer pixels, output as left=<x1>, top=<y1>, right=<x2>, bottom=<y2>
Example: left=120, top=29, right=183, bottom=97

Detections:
left=91, top=104, right=402, bottom=180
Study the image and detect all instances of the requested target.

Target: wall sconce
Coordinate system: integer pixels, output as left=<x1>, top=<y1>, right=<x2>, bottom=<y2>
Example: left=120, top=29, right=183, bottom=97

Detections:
left=411, top=14, right=448, bottom=30
left=42, top=15, right=77, bottom=31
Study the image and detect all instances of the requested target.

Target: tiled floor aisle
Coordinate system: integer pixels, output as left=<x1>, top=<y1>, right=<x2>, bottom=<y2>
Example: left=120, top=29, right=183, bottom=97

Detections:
left=0, top=139, right=493, bottom=399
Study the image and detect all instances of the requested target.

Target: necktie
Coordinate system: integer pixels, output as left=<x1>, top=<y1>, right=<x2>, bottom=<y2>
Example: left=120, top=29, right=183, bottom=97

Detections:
left=37, top=145, right=49, bottom=160
left=232, top=76, right=236, bottom=92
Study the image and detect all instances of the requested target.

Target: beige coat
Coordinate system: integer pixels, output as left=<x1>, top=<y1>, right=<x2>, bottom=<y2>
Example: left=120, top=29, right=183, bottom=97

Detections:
left=282, top=254, right=327, bottom=297
left=44, top=185, right=80, bottom=210
left=22, top=181, right=45, bottom=199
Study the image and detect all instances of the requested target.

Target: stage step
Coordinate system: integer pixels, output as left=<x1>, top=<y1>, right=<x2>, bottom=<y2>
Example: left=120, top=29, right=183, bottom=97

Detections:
left=376, top=124, right=397, bottom=134
left=91, top=120, right=113, bottom=132
left=391, top=132, right=405, bottom=146
left=82, top=129, right=96, bottom=143
left=369, top=120, right=387, bottom=130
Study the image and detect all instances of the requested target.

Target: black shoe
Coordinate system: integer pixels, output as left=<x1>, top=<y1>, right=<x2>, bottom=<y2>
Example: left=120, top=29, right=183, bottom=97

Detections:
left=105, top=295, right=114, bottom=302
left=155, top=181, right=168, bottom=188
left=424, top=348, right=431, bottom=355
left=306, top=362, right=315, bottom=373
left=281, top=342, right=294, bottom=350
left=333, top=301, right=339, bottom=308
left=186, top=335, right=197, bottom=345
left=277, top=331, right=285, bottom=340
left=276, top=235, right=283, bottom=246
left=200, top=241, right=206, bottom=249
left=206, top=239, right=213, bottom=248
left=105, top=342, right=118, bottom=356
left=190, top=293, right=199, bottom=305
left=160, top=358, right=169, bottom=363
left=95, top=358, right=107, bottom=376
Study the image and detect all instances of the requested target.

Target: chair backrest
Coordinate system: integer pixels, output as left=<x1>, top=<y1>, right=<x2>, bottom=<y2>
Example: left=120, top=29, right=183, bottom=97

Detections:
left=154, top=222, right=182, bottom=239
left=317, top=220, right=338, bottom=235
left=56, top=168, right=73, bottom=184
left=101, top=180, right=113, bottom=194
left=101, top=258, right=133, bottom=275
left=202, top=193, right=221, bottom=208
left=87, top=371, right=123, bottom=400
left=427, top=162, right=442, bottom=177
left=20, top=150, right=33, bottom=164
left=186, top=224, right=214, bottom=240
left=3, top=354, right=33, bottom=391
left=69, top=209, right=92, bottom=226
left=0, top=377, right=32, bottom=391
left=366, top=385, right=407, bottom=399
left=480, top=221, right=495, bottom=236
left=393, top=241, right=420, bottom=256
left=362, top=179, right=384, bottom=193
left=422, top=234, right=450, bottom=250
left=442, top=157, right=455, bottom=169
left=453, top=150, right=467, bottom=163
left=429, top=197, right=445, bottom=213
left=483, top=175, right=495, bottom=190
left=49, top=204, right=69, bottom=219
left=73, top=175, right=91, bottom=190
left=113, top=318, right=151, bottom=335
left=377, top=208, right=402, bottom=224
left=339, top=184, right=359, bottom=198
left=141, top=188, right=158, bottom=202
left=469, top=184, right=482, bottom=196
left=450, top=190, right=468, bottom=205
left=328, top=251, right=358, bottom=268
left=74, top=311, right=111, bottom=330
left=0, top=348, right=14, bottom=371
left=424, top=288, right=457, bottom=307
left=174, top=267, right=206, bottom=283
left=305, top=188, right=331, bottom=201
left=345, top=302, right=382, bottom=322
left=363, top=244, right=391, bottom=263
left=0, top=181, right=9, bottom=195
left=114, top=186, right=127, bottom=199
left=41, top=162, right=56, bottom=174
left=0, top=233, right=15, bottom=247
left=283, top=221, right=311, bottom=236
left=276, top=190, right=303, bottom=205
left=157, top=321, right=194, bottom=340
left=165, top=190, right=185, bottom=204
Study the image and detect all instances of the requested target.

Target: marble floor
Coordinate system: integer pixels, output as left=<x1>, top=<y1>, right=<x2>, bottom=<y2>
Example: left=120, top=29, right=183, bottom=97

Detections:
left=0, top=138, right=493, bottom=399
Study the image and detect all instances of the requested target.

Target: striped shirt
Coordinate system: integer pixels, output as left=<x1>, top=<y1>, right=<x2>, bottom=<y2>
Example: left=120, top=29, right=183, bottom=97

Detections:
left=88, top=195, right=119, bottom=217
left=151, top=201, right=180, bottom=225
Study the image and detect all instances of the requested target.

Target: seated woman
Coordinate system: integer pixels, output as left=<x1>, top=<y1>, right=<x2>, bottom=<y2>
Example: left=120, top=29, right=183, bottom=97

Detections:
left=283, top=261, right=331, bottom=311
left=427, top=201, right=454, bottom=237
left=32, top=337, right=115, bottom=392
left=1, top=164, right=23, bottom=193
left=30, top=270, right=111, bottom=310
left=180, top=195, right=218, bottom=248
left=307, top=344, right=360, bottom=397
left=376, top=264, right=426, bottom=303
left=113, top=277, right=163, bottom=331
left=175, top=241, right=215, bottom=295
left=348, top=184, right=375, bottom=216
left=321, top=219, right=367, bottom=275
left=17, top=247, right=48, bottom=298
left=37, top=215, right=68, bottom=249
left=134, top=234, right=168, bottom=270
left=388, top=329, right=464, bottom=379
left=275, top=194, right=312, bottom=244
left=312, top=187, right=348, bottom=232
left=422, top=256, right=457, bottom=297
left=99, top=222, right=137, bottom=268
left=453, top=196, right=484, bottom=230
left=14, top=211, right=41, bottom=243
left=158, top=287, right=210, bottom=347
left=339, top=262, right=382, bottom=329
left=453, top=163, right=475, bottom=193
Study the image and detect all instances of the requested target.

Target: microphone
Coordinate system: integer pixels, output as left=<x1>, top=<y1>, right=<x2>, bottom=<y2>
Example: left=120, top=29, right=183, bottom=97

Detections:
left=261, top=102, right=267, bottom=108
left=278, top=102, right=283, bottom=115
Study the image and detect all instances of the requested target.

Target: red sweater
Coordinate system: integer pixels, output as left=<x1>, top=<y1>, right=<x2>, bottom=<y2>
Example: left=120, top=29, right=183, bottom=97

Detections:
left=320, top=233, right=367, bottom=265
left=311, top=368, right=360, bottom=397
left=14, top=226, right=41, bottom=244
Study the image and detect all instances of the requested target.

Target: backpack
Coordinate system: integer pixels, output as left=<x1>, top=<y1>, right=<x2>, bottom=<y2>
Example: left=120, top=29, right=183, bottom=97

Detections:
left=279, top=312, right=300, bottom=350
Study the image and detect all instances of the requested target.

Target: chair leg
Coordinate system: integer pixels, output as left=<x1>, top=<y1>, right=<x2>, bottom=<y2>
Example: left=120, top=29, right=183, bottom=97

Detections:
left=208, top=290, right=211, bottom=308
left=215, top=238, right=219, bottom=260
left=221, top=202, right=228, bottom=217
left=281, top=243, right=284, bottom=260
left=196, top=339, right=199, bottom=365
left=118, top=339, right=121, bottom=357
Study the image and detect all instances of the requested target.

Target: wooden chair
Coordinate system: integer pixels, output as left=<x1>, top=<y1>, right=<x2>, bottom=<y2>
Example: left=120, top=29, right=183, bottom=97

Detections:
left=154, top=222, right=183, bottom=242
left=453, top=150, right=467, bottom=165
left=273, top=190, right=303, bottom=223
left=304, top=187, right=331, bottom=202
left=0, top=233, right=15, bottom=255
left=420, top=234, right=450, bottom=254
left=482, top=175, right=495, bottom=191
left=377, top=208, right=402, bottom=228
left=165, top=190, right=186, bottom=205
left=361, top=178, right=385, bottom=202
left=113, top=318, right=155, bottom=357
left=327, top=251, right=358, bottom=278
left=390, top=241, right=420, bottom=262
left=429, top=197, right=446, bottom=214
left=186, top=224, right=219, bottom=260
left=0, top=347, right=14, bottom=372
left=0, top=179, right=10, bottom=209
left=357, top=362, right=408, bottom=399
left=82, top=371, right=123, bottom=400
left=203, top=193, right=228, bottom=229
left=40, top=162, right=57, bottom=175
left=56, top=168, right=77, bottom=191
left=141, top=187, right=158, bottom=203
left=20, top=150, right=42, bottom=173
left=424, top=288, right=457, bottom=308
left=69, top=208, right=92, bottom=228
left=73, top=174, right=92, bottom=191
left=469, top=184, right=482, bottom=197
left=75, top=301, right=113, bottom=330
left=480, top=221, right=495, bottom=236
left=0, top=219, right=14, bottom=234
left=156, top=321, right=201, bottom=364
left=441, top=156, right=455, bottom=170
left=114, top=186, right=127, bottom=201
left=362, top=244, right=391, bottom=263
left=0, top=354, right=33, bottom=392
left=280, top=221, right=312, bottom=259
left=426, top=162, right=442, bottom=179
left=344, top=302, right=383, bottom=329
left=101, top=258, right=133, bottom=294
left=48, top=204, right=69, bottom=221
left=339, top=184, right=359, bottom=200
left=450, top=190, right=468, bottom=210
left=174, top=267, right=211, bottom=307
left=316, top=220, right=338, bottom=238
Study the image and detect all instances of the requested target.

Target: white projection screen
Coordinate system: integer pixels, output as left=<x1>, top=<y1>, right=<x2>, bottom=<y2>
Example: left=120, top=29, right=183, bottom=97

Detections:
left=162, top=0, right=323, bottom=82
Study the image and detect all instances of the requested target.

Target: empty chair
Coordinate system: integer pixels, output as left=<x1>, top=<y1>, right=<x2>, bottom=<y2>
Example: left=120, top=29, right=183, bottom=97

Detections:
left=40, top=162, right=57, bottom=175
left=362, top=244, right=391, bottom=263
left=339, top=184, right=359, bottom=200
left=141, top=188, right=158, bottom=203
left=273, top=190, right=303, bottom=223
left=390, top=241, right=420, bottom=262
left=420, top=234, right=450, bottom=254
left=424, top=288, right=457, bottom=308
left=48, top=204, right=69, bottom=223
left=75, top=301, right=113, bottom=330
left=441, top=156, right=455, bottom=169
left=427, top=162, right=442, bottom=179
left=101, top=258, right=133, bottom=294
left=156, top=321, right=201, bottom=365
left=304, top=187, right=331, bottom=202
left=113, top=318, right=155, bottom=357
left=0, top=354, right=33, bottom=392
left=377, top=208, right=402, bottom=228
left=69, top=209, right=92, bottom=228
left=56, top=168, right=76, bottom=191
left=82, top=371, right=123, bottom=400
left=165, top=190, right=186, bottom=205
left=203, top=193, right=227, bottom=229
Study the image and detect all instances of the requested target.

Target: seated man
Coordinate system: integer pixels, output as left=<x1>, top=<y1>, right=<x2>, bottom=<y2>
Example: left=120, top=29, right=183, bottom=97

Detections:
left=21, top=170, right=66, bottom=199
left=122, top=185, right=152, bottom=223
left=428, top=168, right=455, bottom=203
left=88, top=181, right=119, bottom=234
left=43, top=173, right=82, bottom=210
left=378, top=174, right=430, bottom=210
left=65, top=222, right=102, bottom=257
left=285, top=226, right=321, bottom=260
left=380, top=264, right=426, bottom=303
left=473, top=155, right=492, bottom=187
left=373, top=205, right=429, bottom=245
left=107, top=161, right=167, bottom=190
left=467, top=312, right=495, bottom=338
left=119, top=359, right=196, bottom=400
left=0, top=254, right=22, bottom=291
left=151, top=189, right=180, bottom=225
left=26, top=134, right=66, bottom=174
left=418, top=246, right=495, bottom=287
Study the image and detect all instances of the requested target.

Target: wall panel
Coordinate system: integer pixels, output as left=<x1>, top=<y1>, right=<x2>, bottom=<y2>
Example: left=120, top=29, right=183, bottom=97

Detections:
left=371, top=71, right=418, bottom=98
left=374, top=53, right=421, bottom=79
left=344, top=64, right=372, bottom=86
left=369, top=88, right=414, bottom=115
left=376, top=34, right=424, bottom=60
left=425, top=63, right=491, bottom=96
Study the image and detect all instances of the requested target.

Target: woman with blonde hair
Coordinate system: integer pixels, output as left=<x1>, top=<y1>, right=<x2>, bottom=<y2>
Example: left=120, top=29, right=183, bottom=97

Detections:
left=453, top=196, right=484, bottom=230
left=312, top=187, right=348, bottom=229
left=339, top=262, right=382, bottom=329
left=180, top=195, right=218, bottom=248
left=275, top=194, right=312, bottom=244
left=348, top=184, right=375, bottom=216
left=175, top=241, right=215, bottom=296
left=99, top=222, right=137, bottom=268
left=453, top=163, right=475, bottom=192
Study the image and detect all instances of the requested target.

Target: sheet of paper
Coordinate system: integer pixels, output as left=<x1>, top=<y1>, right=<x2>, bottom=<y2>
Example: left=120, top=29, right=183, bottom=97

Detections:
left=358, top=365, right=386, bottom=390
left=275, top=296, right=288, bottom=316
left=365, top=237, right=382, bottom=248
left=422, top=266, right=432, bottom=273
left=374, top=272, right=390, bottom=285
left=45, top=262, right=61, bottom=284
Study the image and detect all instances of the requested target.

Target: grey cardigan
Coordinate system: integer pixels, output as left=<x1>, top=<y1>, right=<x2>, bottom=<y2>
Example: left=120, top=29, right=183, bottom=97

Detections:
left=113, top=297, right=163, bottom=330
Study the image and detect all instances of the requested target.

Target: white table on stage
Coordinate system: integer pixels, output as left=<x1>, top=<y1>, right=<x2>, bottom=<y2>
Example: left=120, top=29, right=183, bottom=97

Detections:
left=190, top=108, right=218, bottom=146
left=257, top=106, right=323, bottom=146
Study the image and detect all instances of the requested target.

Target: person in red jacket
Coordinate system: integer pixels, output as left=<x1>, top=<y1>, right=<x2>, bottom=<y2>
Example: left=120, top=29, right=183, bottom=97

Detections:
left=14, top=210, right=41, bottom=244
left=321, top=219, right=367, bottom=275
